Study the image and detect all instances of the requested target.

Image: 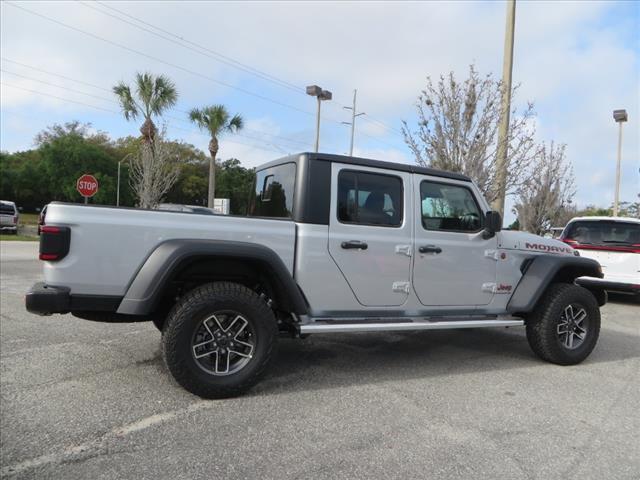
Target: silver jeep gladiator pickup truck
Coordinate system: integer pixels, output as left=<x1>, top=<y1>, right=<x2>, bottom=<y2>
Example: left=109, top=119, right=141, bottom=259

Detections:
left=26, top=153, right=606, bottom=398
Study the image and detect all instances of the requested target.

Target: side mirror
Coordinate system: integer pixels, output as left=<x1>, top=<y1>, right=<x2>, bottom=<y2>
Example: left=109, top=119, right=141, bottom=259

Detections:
left=483, top=211, right=502, bottom=238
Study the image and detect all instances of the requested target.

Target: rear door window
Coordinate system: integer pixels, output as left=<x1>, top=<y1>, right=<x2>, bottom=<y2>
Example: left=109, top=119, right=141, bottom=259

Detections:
left=337, top=170, right=403, bottom=227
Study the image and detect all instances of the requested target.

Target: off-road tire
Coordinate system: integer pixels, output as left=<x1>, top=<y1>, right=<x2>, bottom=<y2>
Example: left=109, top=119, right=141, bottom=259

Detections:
left=526, top=283, right=600, bottom=365
left=162, top=282, right=278, bottom=398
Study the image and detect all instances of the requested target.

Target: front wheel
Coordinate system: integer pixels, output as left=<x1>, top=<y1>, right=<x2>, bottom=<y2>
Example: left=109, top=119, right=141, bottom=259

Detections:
left=162, top=282, right=278, bottom=398
left=526, top=283, right=600, bottom=365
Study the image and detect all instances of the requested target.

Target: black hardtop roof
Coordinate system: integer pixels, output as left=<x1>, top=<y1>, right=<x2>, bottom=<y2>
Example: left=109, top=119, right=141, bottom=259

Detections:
left=257, top=152, right=471, bottom=182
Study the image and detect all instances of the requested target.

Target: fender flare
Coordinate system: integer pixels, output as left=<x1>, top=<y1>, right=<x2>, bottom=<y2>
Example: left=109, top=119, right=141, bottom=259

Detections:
left=116, top=239, right=308, bottom=315
left=506, top=255, right=603, bottom=313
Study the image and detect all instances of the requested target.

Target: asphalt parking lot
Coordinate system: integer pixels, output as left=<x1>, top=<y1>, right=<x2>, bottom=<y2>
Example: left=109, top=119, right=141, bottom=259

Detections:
left=1, top=241, right=638, bottom=479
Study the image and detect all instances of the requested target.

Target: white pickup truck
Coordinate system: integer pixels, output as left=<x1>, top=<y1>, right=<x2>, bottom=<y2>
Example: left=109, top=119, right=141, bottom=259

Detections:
left=26, top=153, right=606, bottom=398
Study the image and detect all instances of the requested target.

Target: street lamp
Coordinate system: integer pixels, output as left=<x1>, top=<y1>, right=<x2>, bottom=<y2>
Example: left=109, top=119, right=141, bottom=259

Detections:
left=613, top=109, right=628, bottom=217
left=306, top=85, right=332, bottom=152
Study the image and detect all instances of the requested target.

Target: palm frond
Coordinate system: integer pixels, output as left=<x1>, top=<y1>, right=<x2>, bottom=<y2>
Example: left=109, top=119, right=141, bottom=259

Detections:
left=188, top=108, right=207, bottom=130
left=136, top=72, right=155, bottom=117
left=151, top=75, right=178, bottom=116
left=228, top=114, right=244, bottom=132
left=112, top=82, right=139, bottom=121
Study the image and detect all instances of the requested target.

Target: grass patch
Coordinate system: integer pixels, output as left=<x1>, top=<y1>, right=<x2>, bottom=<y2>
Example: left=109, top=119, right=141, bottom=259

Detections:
left=0, top=234, right=39, bottom=241
left=19, top=213, right=40, bottom=226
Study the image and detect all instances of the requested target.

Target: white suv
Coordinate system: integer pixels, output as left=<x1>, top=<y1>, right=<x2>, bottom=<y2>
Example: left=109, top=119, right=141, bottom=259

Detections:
left=561, top=216, right=640, bottom=295
left=0, top=200, right=19, bottom=234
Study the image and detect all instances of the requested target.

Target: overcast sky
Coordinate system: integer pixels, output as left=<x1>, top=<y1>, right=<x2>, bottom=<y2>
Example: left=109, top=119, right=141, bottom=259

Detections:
left=1, top=0, right=638, bottom=219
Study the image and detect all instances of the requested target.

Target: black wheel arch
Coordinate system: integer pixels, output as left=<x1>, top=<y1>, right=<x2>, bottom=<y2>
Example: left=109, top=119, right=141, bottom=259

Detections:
left=116, top=239, right=308, bottom=316
left=507, top=254, right=604, bottom=314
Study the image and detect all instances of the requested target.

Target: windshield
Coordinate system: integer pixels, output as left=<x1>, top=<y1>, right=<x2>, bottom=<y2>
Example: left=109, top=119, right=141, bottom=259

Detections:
left=562, top=220, right=640, bottom=247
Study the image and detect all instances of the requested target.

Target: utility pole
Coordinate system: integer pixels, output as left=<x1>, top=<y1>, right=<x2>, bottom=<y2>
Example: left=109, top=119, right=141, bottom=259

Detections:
left=492, top=0, right=516, bottom=217
left=306, top=85, right=332, bottom=152
left=342, top=89, right=365, bottom=156
left=116, top=160, right=121, bottom=206
left=613, top=109, right=628, bottom=216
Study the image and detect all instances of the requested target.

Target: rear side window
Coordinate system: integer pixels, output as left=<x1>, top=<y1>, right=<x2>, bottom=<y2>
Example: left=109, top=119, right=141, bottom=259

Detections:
left=248, top=163, right=296, bottom=218
left=563, top=221, right=640, bottom=247
left=0, top=204, right=16, bottom=215
left=420, top=181, right=482, bottom=232
left=337, top=170, right=403, bottom=227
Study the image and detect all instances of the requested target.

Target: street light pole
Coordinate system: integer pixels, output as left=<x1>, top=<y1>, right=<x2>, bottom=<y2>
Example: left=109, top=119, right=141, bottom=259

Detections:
left=342, top=89, right=365, bottom=156
left=492, top=0, right=516, bottom=218
left=315, top=96, right=322, bottom=153
left=307, top=85, right=332, bottom=153
left=613, top=109, right=628, bottom=217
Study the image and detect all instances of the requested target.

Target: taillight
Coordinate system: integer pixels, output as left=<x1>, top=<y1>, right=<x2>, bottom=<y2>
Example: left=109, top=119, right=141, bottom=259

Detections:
left=39, top=226, right=71, bottom=261
left=13, top=215, right=18, bottom=224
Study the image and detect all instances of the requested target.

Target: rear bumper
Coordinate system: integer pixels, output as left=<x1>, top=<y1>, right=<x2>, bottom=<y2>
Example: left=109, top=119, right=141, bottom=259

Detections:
left=576, top=277, right=640, bottom=294
left=25, top=282, right=70, bottom=315
left=25, top=282, right=123, bottom=316
left=0, top=225, right=17, bottom=231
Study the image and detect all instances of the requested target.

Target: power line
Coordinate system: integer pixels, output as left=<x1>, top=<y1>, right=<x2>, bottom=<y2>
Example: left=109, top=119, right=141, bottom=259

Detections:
left=1, top=57, right=112, bottom=93
left=0, top=61, right=313, bottom=150
left=0, top=82, right=287, bottom=154
left=1, top=81, right=118, bottom=113
left=87, top=1, right=304, bottom=94
left=5, top=1, right=401, bottom=144
left=1, top=69, right=115, bottom=104
left=5, top=1, right=315, bottom=117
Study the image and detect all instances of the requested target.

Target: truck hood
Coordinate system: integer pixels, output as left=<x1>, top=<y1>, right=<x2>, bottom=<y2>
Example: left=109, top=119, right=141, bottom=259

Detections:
left=498, top=230, right=576, bottom=256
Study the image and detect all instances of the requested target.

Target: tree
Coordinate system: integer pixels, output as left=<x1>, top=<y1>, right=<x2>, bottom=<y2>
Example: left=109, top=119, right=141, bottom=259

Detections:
left=214, top=158, right=255, bottom=214
left=129, top=131, right=181, bottom=209
left=513, top=142, right=575, bottom=235
left=113, top=73, right=178, bottom=143
left=188, top=105, right=243, bottom=207
left=402, top=65, right=537, bottom=203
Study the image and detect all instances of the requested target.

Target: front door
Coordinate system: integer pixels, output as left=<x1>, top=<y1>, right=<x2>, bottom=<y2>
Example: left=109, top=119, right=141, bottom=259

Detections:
left=328, top=163, right=412, bottom=307
left=412, top=176, right=497, bottom=306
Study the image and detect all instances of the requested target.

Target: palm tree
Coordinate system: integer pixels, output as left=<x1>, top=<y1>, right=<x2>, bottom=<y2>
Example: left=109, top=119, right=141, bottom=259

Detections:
left=188, top=105, right=243, bottom=208
left=113, top=73, right=178, bottom=143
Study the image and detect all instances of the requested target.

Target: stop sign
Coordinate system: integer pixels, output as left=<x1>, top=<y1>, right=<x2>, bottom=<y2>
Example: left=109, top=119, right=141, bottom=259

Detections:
left=76, top=174, right=99, bottom=198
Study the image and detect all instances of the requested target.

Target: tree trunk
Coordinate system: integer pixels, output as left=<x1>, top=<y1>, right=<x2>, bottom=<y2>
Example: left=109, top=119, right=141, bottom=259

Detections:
left=140, top=117, right=157, bottom=144
left=208, top=137, right=219, bottom=208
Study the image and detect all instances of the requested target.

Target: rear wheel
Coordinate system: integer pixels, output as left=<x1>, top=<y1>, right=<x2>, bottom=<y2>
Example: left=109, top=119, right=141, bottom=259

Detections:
left=526, top=283, right=600, bottom=365
left=162, top=282, right=278, bottom=398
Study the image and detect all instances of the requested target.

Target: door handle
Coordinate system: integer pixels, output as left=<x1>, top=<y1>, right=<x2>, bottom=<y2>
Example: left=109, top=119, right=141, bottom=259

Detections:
left=419, top=245, right=442, bottom=254
left=341, top=240, right=368, bottom=250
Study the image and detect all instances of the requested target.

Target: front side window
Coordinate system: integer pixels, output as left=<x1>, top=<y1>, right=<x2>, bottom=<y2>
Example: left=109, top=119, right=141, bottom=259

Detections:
left=338, top=170, right=403, bottom=227
left=420, top=181, right=482, bottom=232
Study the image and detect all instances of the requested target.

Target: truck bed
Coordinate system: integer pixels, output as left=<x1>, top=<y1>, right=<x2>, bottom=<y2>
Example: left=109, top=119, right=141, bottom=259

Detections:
left=42, top=203, right=296, bottom=296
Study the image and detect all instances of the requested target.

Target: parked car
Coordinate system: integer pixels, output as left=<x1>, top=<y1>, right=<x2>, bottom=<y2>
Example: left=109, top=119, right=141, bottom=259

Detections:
left=560, top=216, right=640, bottom=295
left=26, top=153, right=605, bottom=398
left=0, top=200, right=19, bottom=234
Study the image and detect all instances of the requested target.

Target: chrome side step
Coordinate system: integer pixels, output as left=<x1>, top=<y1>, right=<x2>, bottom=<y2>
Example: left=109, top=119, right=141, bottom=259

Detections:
left=299, top=317, right=524, bottom=334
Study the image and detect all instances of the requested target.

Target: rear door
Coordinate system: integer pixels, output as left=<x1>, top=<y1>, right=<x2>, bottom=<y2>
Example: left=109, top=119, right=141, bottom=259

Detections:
left=328, top=163, right=412, bottom=306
